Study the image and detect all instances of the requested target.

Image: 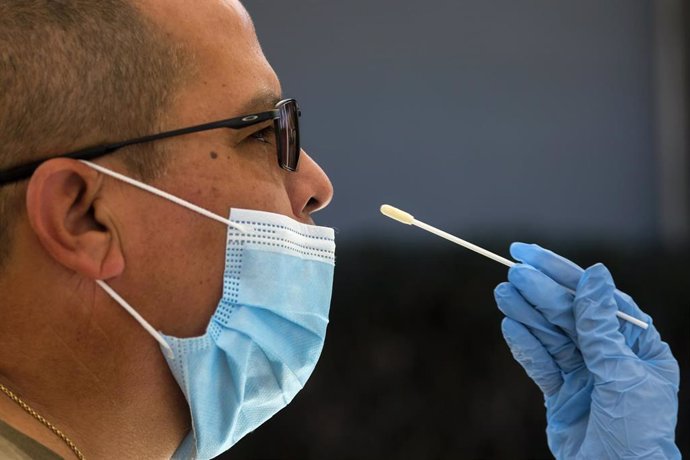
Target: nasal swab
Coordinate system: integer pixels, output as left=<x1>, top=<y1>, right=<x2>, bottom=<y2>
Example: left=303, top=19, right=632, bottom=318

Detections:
left=380, top=204, right=649, bottom=330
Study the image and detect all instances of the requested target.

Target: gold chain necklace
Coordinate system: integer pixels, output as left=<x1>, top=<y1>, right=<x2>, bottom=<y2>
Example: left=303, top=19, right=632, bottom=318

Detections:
left=0, top=382, right=85, bottom=460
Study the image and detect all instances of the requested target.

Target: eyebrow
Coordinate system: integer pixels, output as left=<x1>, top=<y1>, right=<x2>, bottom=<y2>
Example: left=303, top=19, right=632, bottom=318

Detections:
left=238, top=90, right=282, bottom=115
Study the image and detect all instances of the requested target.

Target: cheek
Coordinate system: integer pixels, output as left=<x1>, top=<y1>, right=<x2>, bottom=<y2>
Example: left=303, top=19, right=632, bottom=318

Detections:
left=156, top=213, right=229, bottom=337
left=123, top=147, right=295, bottom=337
left=115, top=191, right=230, bottom=338
left=205, top=146, right=294, bottom=216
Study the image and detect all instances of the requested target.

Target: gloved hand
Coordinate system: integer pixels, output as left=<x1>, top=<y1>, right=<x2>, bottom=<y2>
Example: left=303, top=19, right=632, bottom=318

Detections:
left=494, top=243, right=680, bottom=459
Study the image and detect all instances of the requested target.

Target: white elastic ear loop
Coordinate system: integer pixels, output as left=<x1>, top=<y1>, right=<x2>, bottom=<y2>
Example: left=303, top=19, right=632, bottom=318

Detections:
left=95, top=280, right=175, bottom=359
left=79, top=160, right=250, bottom=233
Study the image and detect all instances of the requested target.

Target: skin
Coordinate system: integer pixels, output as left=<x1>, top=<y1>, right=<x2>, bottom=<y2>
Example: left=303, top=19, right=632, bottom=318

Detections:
left=0, top=0, right=333, bottom=458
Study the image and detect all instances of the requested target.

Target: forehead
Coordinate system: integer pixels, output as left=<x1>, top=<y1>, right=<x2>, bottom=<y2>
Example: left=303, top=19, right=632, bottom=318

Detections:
left=139, top=0, right=281, bottom=120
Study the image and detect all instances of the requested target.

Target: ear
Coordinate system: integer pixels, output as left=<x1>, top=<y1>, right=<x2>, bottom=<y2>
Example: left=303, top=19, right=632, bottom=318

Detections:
left=25, top=159, right=125, bottom=280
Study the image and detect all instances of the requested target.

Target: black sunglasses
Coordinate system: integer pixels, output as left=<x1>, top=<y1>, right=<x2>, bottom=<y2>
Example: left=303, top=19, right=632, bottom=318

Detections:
left=0, top=98, right=301, bottom=185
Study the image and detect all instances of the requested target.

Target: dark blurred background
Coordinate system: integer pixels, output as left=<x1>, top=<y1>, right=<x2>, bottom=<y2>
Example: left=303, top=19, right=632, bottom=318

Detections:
left=222, top=1, right=689, bottom=458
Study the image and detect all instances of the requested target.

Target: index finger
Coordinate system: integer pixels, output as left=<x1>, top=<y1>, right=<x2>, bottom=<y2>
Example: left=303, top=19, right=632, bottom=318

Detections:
left=510, top=243, right=584, bottom=291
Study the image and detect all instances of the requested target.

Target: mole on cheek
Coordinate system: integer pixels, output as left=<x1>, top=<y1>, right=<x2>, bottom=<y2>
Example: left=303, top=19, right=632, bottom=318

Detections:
left=210, top=151, right=218, bottom=160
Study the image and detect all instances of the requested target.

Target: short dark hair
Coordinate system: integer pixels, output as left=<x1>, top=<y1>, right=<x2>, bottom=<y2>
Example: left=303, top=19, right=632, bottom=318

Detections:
left=0, top=0, right=190, bottom=268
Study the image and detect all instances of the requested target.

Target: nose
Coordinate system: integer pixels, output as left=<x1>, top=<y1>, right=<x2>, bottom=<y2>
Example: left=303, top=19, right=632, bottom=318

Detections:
left=286, top=150, right=333, bottom=222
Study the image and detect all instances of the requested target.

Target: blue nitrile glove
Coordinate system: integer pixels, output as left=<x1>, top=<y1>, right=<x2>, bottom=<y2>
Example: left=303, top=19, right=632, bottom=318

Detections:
left=494, top=243, right=680, bottom=459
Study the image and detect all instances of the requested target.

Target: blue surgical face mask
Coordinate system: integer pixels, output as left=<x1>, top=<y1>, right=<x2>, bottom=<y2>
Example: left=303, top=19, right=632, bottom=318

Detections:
left=81, top=161, right=336, bottom=460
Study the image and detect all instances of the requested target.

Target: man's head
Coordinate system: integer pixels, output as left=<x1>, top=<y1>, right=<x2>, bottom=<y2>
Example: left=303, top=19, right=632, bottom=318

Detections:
left=0, top=0, right=332, bottom=332
left=0, top=1, right=333, bottom=456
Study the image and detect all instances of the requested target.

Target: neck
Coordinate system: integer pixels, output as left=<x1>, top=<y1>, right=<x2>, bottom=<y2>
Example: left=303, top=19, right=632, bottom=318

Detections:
left=0, top=265, right=190, bottom=459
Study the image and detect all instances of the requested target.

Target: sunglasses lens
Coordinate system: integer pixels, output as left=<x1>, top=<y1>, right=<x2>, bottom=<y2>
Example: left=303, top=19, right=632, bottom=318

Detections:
left=277, top=100, right=300, bottom=171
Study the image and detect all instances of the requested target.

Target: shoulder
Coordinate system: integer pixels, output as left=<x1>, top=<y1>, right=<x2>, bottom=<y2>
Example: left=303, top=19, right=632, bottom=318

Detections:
left=0, top=419, right=63, bottom=460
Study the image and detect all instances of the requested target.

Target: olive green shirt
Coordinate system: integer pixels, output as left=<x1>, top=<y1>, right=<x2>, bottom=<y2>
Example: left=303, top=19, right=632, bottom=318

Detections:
left=0, top=418, right=62, bottom=460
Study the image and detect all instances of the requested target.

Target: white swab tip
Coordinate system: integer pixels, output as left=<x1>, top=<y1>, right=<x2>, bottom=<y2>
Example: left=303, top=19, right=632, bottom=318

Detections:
left=380, top=204, right=415, bottom=225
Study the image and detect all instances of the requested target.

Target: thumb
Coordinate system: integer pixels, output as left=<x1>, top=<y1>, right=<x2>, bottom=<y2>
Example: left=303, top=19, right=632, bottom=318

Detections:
left=574, top=264, right=644, bottom=386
